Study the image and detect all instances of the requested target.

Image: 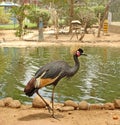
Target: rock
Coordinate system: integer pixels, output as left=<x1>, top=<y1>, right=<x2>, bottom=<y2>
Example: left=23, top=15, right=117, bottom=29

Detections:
left=79, top=101, right=89, bottom=110
left=55, top=103, right=64, bottom=110
left=114, top=99, right=120, bottom=109
left=89, top=104, right=103, bottom=110
left=58, top=106, right=74, bottom=112
left=3, top=97, right=13, bottom=106
left=32, top=95, right=47, bottom=108
left=9, top=100, right=21, bottom=108
left=113, top=115, right=119, bottom=120
left=64, top=100, right=78, bottom=109
left=0, top=100, right=5, bottom=107
left=104, top=103, right=115, bottom=110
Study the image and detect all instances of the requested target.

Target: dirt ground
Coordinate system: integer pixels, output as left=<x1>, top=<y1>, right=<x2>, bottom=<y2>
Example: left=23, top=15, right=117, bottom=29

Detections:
left=0, top=30, right=120, bottom=48
left=0, top=30, right=120, bottom=125
left=1, top=106, right=120, bottom=125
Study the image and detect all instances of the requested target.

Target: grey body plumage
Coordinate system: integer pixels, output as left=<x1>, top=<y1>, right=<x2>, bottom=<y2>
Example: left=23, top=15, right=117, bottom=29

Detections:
left=24, top=48, right=86, bottom=118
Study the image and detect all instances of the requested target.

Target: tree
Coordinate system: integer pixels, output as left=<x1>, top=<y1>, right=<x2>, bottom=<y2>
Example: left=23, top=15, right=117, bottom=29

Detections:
left=0, top=7, right=10, bottom=24
left=10, top=5, right=30, bottom=38
left=42, top=0, right=73, bottom=31
left=75, top=7, right=97, bottom=33
left=94, top=5, right=105, bottom=21
left=110, top=0, right=120, bottom=21
left=68, top=0, right=74, bottom=32
left=27, top=5, right=50, bottom=28
left=97, top=0, right=114, bottom=37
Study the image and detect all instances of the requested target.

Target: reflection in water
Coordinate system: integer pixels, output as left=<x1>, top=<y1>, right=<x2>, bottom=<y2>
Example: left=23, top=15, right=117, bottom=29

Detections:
left=0, top=46, right=120, bottom=104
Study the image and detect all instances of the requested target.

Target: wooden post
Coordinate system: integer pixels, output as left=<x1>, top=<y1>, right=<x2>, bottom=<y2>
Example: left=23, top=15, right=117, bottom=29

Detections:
left=103, top=19, right=108, bottom=35
left=38, top=17, right=44, bottom=41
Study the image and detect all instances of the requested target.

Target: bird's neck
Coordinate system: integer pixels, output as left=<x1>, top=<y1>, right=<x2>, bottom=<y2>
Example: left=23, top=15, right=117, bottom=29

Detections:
left=68, top=55, right=80, bottom=77
left=73, top=54, right=80, bottom=71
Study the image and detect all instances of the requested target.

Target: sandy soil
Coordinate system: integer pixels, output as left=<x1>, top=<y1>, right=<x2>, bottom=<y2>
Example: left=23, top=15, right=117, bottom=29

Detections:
left=0, top=106, right=120, bottom=125
left=0, top=30, right=120, bottom=125
left=0, top=30, right=120, bottom=48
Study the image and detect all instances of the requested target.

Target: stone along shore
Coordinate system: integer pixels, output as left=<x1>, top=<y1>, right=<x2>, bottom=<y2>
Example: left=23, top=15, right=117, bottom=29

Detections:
left=0, top=95, right=120, bottom=114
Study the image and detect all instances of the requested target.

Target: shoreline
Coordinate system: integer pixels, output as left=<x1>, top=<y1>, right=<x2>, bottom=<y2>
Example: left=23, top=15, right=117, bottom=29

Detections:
left=0, top=30, right=120, bottom=48
left=1, top=40, right=120, bottom=48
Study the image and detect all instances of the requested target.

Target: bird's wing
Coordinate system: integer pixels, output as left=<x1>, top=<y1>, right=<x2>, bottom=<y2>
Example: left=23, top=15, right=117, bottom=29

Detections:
left=35, top=66, right=45, bottom=78
left=35, top=64, right=63, bottom=79
left=34, top=61, right=65, bottom=88
left=35, top=61, right=68, bottom=78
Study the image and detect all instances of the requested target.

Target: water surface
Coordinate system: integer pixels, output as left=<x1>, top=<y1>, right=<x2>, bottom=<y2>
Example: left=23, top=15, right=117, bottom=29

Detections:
left=0, top=46, right=120, bottom=104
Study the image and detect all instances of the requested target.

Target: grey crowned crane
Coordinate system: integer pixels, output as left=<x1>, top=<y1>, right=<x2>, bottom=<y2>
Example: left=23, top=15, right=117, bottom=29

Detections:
left=24, top=48, right=87, bottom=118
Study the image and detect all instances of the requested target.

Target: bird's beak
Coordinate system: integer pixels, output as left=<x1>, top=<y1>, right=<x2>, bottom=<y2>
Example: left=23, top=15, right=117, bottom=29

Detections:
left=81, top=53, right=87, bottom=56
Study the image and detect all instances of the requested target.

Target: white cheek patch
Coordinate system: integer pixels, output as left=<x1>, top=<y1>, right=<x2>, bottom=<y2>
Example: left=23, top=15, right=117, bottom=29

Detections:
left=34, top=71, right=46, bottom=88
left=35, top=77, right=41, bottom=88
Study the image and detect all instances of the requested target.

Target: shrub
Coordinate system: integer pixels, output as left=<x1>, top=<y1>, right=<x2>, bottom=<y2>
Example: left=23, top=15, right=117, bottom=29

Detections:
left=0, top=7, right=10, bottom=24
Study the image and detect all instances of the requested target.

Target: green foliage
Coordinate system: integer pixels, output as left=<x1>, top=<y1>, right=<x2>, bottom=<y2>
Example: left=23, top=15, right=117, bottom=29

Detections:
left=42, top=0, right=68, bottom=7
left=10, top=5, right=30, bottom=37
left=42, top=0, right=69, bottom=26
left=93, top=5, right=105, bottom=20
left=58, top=19, right=66, bottom=27
left=39, top=9, right=50, bottom=27
left=74, top=7, right=97, bottom=28
left=0, top=7, right=10, bottom=24
left=27, top=5, right=50, bottom=28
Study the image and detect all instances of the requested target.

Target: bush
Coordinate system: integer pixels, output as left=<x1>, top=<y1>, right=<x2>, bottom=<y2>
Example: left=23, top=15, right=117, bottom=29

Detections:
left=74, top=7, right=97, bottom=33
left=93, top=5, right=105, bottom=21
left=0, top=7, right=10, bottom=24
left=27, top=5, right=50, bottom=28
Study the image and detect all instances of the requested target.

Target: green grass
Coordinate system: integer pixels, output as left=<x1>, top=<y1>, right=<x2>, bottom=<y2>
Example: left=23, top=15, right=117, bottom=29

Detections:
left=0, top=23, right=37, bottom=30
left=0, top=24, right=18, bottom=30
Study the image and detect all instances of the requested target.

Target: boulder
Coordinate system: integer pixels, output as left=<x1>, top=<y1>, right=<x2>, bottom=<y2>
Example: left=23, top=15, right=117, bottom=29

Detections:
left=32, top=95, right=47, bottom=108
left=104, top=103, right=115, bottom=110
left=55, top=103, right=64, bottom=110
left=89, top=104, right=103, bottom=110
left=9, top=100, right=21, bottom=108
left=79, top=101, right=89, bottom=110
left=0, top=100, right=5, bottom=107
left=114, top=99, right=120, bottom=109
left=3, top=97, right=13, bottom=106
left=64, top=100, right=78, bottom=109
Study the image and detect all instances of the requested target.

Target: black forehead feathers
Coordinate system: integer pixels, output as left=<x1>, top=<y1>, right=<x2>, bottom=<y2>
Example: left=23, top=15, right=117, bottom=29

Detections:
left=77, top=48, right=83, bottom=53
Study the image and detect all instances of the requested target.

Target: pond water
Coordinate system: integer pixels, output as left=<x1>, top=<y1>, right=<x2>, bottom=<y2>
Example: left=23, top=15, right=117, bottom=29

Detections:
left=0, top=46, right=120, bottom=104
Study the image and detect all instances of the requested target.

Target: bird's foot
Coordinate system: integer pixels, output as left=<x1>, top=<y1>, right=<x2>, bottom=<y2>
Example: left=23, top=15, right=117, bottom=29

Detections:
left=51, top=114, right=56, bottom=118
left=51, top=114, right=60, bottom=120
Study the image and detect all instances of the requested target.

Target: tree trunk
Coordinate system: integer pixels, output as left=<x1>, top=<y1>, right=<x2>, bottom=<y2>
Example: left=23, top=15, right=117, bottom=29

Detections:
left=97, top=0, right=114, bottom=37
left=54, top=11, right=59, bottom=39
left=69, top=0, right=74, bottom=33
left=79, top=22, right=87, bottom=41
left=17, top=20, right=24, bottom=39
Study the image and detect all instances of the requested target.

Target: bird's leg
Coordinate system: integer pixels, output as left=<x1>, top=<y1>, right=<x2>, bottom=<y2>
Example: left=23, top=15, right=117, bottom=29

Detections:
left=51, top=85, right=56, bottom=118
left=36, top=90, right=53, bottom=113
